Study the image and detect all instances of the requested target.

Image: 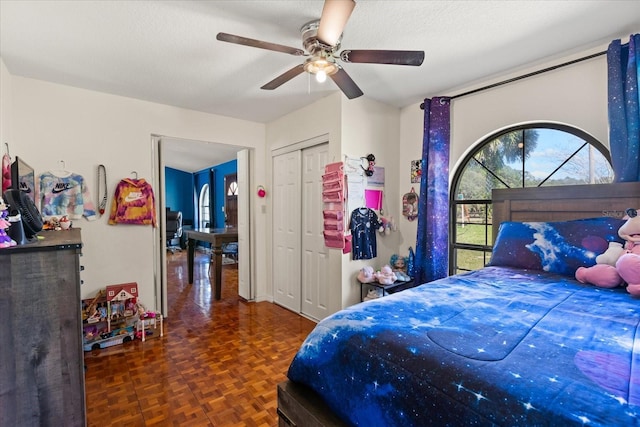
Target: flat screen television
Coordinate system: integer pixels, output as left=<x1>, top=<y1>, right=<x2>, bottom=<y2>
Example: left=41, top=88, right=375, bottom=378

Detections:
left=11, top=156, right=35, bottom=203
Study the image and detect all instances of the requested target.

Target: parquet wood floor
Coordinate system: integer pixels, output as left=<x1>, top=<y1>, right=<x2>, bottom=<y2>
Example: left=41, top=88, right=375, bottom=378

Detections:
left=84, top=251, right=316, bottom=426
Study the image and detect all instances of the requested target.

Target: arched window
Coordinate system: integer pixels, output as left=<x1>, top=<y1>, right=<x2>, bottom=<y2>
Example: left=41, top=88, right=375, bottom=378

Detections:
left=227, top=180, right=238, bottom=196
left=449, top=123, right=613, bottom=275
left=199, top=184, right=210, bottom=229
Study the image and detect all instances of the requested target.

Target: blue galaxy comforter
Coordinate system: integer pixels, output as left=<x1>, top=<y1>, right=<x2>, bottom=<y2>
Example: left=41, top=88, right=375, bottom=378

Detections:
left=287, top=267, right=640, bottom=426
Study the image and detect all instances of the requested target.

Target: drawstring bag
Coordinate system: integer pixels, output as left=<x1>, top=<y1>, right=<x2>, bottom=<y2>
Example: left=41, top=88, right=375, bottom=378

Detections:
left=402, top=188, right=419, bottom=221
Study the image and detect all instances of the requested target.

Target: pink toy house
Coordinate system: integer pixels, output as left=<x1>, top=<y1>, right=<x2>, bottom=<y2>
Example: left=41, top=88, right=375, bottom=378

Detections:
left=105, top=282, right=138, bottom=331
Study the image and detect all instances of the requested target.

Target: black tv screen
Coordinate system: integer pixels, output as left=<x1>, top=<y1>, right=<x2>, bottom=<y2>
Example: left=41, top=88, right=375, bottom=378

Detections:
left=11, top=156, right=35, bottom=203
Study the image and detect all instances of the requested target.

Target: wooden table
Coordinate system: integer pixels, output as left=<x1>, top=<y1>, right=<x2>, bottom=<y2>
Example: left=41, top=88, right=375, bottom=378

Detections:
left=185, top=228, right=238, bottom=300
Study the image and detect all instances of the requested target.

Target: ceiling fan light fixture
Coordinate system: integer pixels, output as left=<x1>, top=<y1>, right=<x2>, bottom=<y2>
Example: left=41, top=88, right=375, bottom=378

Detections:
left=304, top=56, right=339, bottom=83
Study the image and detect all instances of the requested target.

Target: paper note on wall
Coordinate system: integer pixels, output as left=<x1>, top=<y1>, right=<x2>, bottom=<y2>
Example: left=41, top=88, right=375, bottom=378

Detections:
left=347, top=179, right=364, bottom=214
left=344, top=156, right=364, bottom=176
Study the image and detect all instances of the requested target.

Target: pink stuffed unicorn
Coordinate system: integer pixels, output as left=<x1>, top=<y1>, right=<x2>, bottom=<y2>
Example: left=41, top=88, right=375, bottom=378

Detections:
left=575, top=208, right=640, bottom=295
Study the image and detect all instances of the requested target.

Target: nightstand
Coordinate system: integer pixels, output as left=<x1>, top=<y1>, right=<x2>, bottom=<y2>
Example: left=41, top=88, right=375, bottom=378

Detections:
left=358, top=278, right=416, bottom=302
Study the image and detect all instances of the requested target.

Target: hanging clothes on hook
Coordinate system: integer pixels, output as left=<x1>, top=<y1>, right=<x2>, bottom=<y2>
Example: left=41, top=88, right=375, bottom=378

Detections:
left=45, top=160, right=72, bottom=179
left=39, top=163, right=97, bottom=221
left=108, top=176, right=157, bottom=227
left=349, top=207, right=382, bottom=260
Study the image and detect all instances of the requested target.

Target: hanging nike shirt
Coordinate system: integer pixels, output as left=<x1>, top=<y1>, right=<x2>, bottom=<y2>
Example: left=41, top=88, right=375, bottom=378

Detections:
left=39, top=171, right=97, bottom=220
left=108, top=178, right=157, bottom=226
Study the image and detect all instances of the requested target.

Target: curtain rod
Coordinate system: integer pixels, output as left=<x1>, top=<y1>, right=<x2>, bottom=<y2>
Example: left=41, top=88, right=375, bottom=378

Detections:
left=420, top=50, right=607, bottom=109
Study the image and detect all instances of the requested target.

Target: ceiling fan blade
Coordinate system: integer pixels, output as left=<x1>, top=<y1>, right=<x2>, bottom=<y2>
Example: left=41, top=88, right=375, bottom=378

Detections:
left=261, top=64, right=306, bottom=90
left=317, top=0, right=356, bottom=47
left=217, top=32, right=305, bottom=56
left=330, top=66, right=363, bottom=99
left=340, top=49, right=425, bottom=66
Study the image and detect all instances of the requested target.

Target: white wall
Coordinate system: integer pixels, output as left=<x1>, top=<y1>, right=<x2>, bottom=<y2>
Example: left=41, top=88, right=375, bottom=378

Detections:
left=397, top=44, right=613, bottom=256
left=340, top=97, right=400, bottom=307
left=7, top=75, right=266, bottom=309
left=265, top=93, right=402, bottom=310
left=0, top=59, right=13, bottom=147
left=265, top=93, right=342, bottom=311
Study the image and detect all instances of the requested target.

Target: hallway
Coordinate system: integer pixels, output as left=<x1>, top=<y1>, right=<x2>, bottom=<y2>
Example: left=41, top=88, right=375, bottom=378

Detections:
left=84, top=251, right=316, bottom=426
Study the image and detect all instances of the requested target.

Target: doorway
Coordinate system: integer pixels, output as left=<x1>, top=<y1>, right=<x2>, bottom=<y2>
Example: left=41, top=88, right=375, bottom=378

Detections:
left=152, top=136, right=253, bottom=315
left=224, top=173, right=238, bottom=228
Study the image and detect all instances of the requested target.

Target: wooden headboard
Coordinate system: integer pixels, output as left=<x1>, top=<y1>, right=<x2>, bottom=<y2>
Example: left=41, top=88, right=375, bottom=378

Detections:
left=492, top=182, right=640, bottom=241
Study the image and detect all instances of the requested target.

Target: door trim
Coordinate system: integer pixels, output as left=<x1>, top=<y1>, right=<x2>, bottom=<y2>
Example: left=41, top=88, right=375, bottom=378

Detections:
left=152, top=135, right=254, bottom=315
left=271, top=133, right=329, bottom=158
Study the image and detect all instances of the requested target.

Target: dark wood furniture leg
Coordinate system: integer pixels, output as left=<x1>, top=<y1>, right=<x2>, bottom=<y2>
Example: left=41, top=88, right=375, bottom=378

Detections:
left=187, top=237, right=195, bottom=284
left=212, top=242, right=223, bottom=300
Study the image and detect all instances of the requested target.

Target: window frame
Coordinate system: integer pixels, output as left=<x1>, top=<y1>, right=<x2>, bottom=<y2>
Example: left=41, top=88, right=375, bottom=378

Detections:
left=448, top=122, right=613, bottom=275
left=199, top=183, right=210, bottom=229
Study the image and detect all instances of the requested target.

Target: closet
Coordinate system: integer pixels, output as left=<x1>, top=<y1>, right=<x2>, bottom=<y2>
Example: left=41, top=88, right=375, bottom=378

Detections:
left=273, top=142, right=330, bottom=321
left=0, top=229, right=86, bottom=426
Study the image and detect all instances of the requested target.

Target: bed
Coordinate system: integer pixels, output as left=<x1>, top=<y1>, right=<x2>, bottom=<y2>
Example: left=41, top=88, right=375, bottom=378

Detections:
left=277, top=182, right=640, bottom=427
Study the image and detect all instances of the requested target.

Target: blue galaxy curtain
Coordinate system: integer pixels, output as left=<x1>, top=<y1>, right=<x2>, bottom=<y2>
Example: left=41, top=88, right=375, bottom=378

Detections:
left=414, top=97, right=451, bottom=285
left=608, top=34, right=639, bottom=182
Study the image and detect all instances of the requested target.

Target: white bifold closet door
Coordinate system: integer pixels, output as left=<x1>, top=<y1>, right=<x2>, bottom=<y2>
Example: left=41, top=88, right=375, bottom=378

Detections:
left=273, top=150, right=302, bottom=312
left=272, top=142, right=329, bottom=321
left=300, top=144, right=330, bottom=320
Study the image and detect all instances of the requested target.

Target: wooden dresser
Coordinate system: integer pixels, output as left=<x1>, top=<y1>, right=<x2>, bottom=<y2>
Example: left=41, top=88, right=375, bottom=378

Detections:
left=0, top=229, right=86, bottom=426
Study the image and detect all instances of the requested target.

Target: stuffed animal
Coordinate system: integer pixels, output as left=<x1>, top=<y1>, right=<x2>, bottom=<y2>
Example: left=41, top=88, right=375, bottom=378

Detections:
left=378, top=216, right=394, bottom=235
left=596, top=241, right=625, bottom=266
left=390, top=254, right=411, bottom=281
left=390, top=254, right=407, bottom=273
left=575, top=208, right=640, bottom=295
left=375, top=265, right=397, bottom=285
left=357, top=266, right=376, bottom=283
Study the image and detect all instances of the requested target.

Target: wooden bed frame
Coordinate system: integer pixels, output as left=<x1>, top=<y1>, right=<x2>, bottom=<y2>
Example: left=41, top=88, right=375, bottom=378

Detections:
left=492, top=181, right=640, bottom=239
left=278, top=182, right=640, bottom=427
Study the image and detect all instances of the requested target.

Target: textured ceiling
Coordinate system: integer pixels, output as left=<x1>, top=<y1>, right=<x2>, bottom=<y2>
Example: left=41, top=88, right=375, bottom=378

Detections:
left=1, top=0, right=639, bottom=172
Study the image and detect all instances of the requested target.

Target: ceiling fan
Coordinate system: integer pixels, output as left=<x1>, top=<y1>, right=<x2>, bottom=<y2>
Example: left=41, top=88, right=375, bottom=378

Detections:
left=216, top=0, right=425, bottom=99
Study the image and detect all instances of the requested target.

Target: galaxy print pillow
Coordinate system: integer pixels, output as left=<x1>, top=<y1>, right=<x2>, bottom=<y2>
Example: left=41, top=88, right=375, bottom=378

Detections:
left=489, top=217, right=626, bottom=276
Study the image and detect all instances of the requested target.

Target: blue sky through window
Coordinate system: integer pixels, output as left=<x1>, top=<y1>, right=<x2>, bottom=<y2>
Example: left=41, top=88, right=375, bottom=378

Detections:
left=505, top=129, right=613, bottom=182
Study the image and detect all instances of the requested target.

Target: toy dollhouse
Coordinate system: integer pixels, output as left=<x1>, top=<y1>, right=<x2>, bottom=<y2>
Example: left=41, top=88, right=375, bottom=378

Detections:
left=82, top=282, right=162, bottom=350
left=105, top=282, right=139, bottom=331
left=82, top=282, right=139, bottom=351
